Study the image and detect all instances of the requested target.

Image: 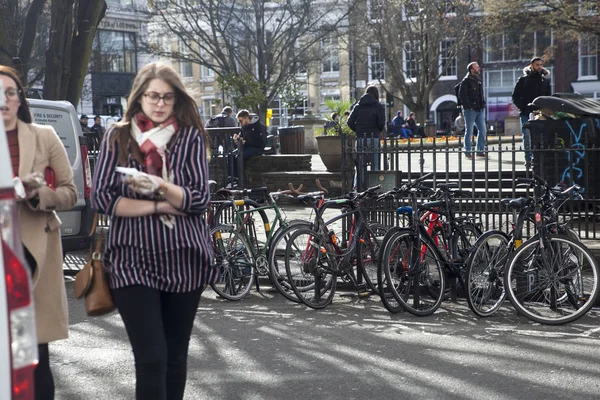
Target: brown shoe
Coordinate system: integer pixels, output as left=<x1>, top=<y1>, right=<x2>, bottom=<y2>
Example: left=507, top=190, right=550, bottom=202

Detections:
left=476, top=153, right=487, bottom=158
left=465, top=153, right=473, bottom=159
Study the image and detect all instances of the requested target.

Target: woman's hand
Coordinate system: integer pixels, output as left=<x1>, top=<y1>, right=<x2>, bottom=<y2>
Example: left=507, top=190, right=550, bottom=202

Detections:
left=156, top=201, right=186, bottom=216
left=124, top=173, right=161, bottom=196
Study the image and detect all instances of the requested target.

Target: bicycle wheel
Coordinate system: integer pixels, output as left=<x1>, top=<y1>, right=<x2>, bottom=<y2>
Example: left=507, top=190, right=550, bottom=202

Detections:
left=267, top=221, right=312, bottom=303
left=381, top=229, right=445, bottom=316
left=466, top=231, right=510, bottom=317
left=214, top=199, right=269, bottom=258
left=377, top=227, right=407, bottom=313
left=356, top=222, right=387, bottom=296
left=285, top=227, right=337, bottom=309
left=504, top=235, right=600, bottom=325
left=210, top=224, right=255, bottom=301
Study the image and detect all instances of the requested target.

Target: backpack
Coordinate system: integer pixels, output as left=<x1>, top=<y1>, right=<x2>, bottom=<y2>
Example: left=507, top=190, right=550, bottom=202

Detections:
left=205, top=115, right=226, bottom=128
left=454, top=82, right=462, bottom=107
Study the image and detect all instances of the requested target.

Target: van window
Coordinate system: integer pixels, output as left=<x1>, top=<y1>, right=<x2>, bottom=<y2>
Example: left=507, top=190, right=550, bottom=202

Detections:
left=30, top=108, right=79, bottom=166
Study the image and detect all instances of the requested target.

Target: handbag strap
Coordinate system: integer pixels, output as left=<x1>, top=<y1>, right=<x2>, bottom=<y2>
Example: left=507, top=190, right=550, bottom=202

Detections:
left=87, top=212, right=104, bottom=260
left=89, top=212, right=100, bottom=237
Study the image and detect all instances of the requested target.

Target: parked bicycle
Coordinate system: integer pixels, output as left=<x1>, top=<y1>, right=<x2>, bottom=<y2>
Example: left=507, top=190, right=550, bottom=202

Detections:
left=210, top=185, right=313, bottom=300
left=283, top=185, right=387, bottom=309
left=378, top=174, right=482, bottom=316
left=467, top=175, right=599, bottom=324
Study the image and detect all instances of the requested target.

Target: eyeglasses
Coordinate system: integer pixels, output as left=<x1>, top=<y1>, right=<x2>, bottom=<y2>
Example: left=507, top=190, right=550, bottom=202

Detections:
left=4, top=88, right=21, bottom=101
left=143, top=92, right=176, bottom=105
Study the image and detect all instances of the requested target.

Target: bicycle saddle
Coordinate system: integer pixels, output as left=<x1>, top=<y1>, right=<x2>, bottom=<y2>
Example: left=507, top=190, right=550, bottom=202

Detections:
left=297, top=195, right=317, bottom=205
left=500, top=197, right=529, bottom=210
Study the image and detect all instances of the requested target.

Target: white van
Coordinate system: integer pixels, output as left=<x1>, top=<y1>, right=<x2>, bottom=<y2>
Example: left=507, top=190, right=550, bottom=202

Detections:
left=27, top=99, right=95, bottom=254
left=0, top=81, right=38, bottom=399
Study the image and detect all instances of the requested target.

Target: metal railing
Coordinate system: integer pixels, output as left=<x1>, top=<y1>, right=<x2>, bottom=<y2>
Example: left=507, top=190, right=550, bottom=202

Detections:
left=342, top=132, right=600, bottom=239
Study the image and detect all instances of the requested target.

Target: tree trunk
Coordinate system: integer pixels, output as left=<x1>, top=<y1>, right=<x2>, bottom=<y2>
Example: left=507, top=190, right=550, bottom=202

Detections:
left=0, top=2, right=17, bottom=66
left=66, top=0, right=106, bottom=107
left=43, top=0, right=74, bottom=100
left=414, top=107, right=427, bottom=127
left=16, top=0, right=47, bottom=84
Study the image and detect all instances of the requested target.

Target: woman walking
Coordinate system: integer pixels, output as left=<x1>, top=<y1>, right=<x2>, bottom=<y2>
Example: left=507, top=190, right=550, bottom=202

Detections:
left=91, top=62, right=215, bottom=400
left=1, top=65, right=77, bottom=400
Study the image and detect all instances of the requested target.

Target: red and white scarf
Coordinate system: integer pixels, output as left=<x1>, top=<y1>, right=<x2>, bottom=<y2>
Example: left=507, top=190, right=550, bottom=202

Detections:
left=131, top=114, right=178, bottom=181
left=130, top=114, right=178, bottom=229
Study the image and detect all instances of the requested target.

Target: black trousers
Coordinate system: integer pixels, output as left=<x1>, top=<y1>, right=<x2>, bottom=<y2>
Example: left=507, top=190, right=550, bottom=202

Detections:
left=35, top=343, right=54, bottom=400
left=112, top=285, right=204, bottom=400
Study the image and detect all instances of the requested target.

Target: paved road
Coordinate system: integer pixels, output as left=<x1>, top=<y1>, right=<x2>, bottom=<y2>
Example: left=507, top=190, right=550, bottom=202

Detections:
left=54, top=277, right=600, bottom=400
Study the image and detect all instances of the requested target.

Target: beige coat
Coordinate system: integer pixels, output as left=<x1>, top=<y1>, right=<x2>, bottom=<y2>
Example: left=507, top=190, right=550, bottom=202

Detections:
left=17, top=120, right=77, bottom=344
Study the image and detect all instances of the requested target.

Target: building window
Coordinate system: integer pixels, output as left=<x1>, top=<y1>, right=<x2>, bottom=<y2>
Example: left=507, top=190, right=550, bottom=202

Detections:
left=368, top=44, right=385, bottom=81
left=93, top=30, right=137, bottom=73
left=403, top=41, right=420, bottom=80
left=106, top=0, right=134, bottom=6
left=201, top=64, right=214, bottom=78
left=321, top=36, right=339, bottom=75
left=180, top=61, right=193, bottom=78
left=440, top=38, right=457, bottom=78
left=485, top=67, right=554, bottom=93
left=179, top=40, right=193, bottom=78
left=485, top=31, right=553, bottom=63
left=367, top=0, right=384, bottom=21
left=579, top=35, right=598, bottom=79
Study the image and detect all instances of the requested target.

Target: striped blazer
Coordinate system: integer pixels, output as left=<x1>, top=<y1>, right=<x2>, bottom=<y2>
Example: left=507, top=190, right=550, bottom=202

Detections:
left=91, top=126, right=216, bottom=292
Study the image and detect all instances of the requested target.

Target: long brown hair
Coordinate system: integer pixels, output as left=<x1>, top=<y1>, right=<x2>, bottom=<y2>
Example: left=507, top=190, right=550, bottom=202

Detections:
left=110, top=62, right=208, bottom=164
left=0, top=65, right=32, bottom=123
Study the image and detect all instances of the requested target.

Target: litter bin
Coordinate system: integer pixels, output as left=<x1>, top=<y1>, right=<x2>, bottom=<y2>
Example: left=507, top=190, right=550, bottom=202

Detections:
left=528, top=117, right=599, bottom=197
left=278, top=126, right=306, bottom=154
left=424, top=122, right=437, bottom=137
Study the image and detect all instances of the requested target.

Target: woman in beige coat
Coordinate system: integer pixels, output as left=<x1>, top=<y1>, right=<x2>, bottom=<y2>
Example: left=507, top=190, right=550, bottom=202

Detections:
left=1, top=66, right=76, bottom=400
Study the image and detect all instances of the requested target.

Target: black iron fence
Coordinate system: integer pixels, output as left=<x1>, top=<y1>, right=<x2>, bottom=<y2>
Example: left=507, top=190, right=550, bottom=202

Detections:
left=342, top=130, right=600, bottom=240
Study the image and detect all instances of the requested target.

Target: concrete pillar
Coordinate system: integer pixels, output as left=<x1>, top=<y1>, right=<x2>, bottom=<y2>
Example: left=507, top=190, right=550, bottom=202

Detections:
left=292, top=111, right=327, bottom=154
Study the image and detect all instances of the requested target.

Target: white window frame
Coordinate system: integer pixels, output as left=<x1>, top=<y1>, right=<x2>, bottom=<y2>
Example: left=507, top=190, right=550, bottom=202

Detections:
left=368, top=44, right=385, bottom=83
left=178, top=40, right=193, bottom=80
left=321, top=36, right=340, bottom=77
left=485, top=31, right=553, bottom=63
left=367, top=0, right=383, bottom=22
left=439, top=38, right=457, bottom=80
left=403, top=41, right=420, bottom=82
left=579, top=35, right=598, bottom=81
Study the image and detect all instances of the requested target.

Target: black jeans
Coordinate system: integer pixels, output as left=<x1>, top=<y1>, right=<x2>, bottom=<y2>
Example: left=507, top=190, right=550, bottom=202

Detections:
left=35, top=343, right=54, bottom=400
left=112, top=285, right=204, bottom=400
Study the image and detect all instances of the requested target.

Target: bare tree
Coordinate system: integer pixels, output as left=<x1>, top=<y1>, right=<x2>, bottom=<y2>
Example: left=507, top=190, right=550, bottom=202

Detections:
left=147, top=0, right=354, bottom=121
left=0, top=0, right=47, bottom=83
left=359, top=0, right=478, bottom=124
left=484, top=0, right=600, bottom=40
left=0, top=0, right=106, bottom=106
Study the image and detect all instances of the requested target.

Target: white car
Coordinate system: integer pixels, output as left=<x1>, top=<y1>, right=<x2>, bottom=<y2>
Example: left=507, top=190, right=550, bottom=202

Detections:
left=0, top=81, right=38, bottom=398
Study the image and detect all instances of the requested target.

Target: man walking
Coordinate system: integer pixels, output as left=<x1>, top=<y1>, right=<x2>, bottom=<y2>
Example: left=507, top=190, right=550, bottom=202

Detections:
left=458, top=62, right=487, bottom=158
left=512, top=57, right=551, bottom=166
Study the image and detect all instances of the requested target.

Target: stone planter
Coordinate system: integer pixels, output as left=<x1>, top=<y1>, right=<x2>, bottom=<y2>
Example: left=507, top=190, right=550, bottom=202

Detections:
left=316, top=135, right=353, bottom=172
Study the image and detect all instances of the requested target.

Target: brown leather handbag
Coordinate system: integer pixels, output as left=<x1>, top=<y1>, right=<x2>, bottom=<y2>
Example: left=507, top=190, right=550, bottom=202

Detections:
left=74, top=213, right=115, bottom=316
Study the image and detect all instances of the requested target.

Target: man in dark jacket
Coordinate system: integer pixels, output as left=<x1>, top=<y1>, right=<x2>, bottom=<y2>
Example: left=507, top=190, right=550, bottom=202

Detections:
left=89, top=115, right=105, bottom=152
left=347, top=85, right=385, bottom=188
left=220, top=106, right=238, bottom=127
left=458, top=62, right=487, bottom=158
left=227, top=109, right=266, bottom=187
left=512, top=57, right=551, bottom=165
left=235, top=109, right=266, bottom=160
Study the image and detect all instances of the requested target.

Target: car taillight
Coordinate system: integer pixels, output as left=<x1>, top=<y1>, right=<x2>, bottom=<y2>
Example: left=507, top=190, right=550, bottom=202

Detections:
left=0, top=189, right=38, bottom=400
left=81, top=144, right=92, bottom=199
